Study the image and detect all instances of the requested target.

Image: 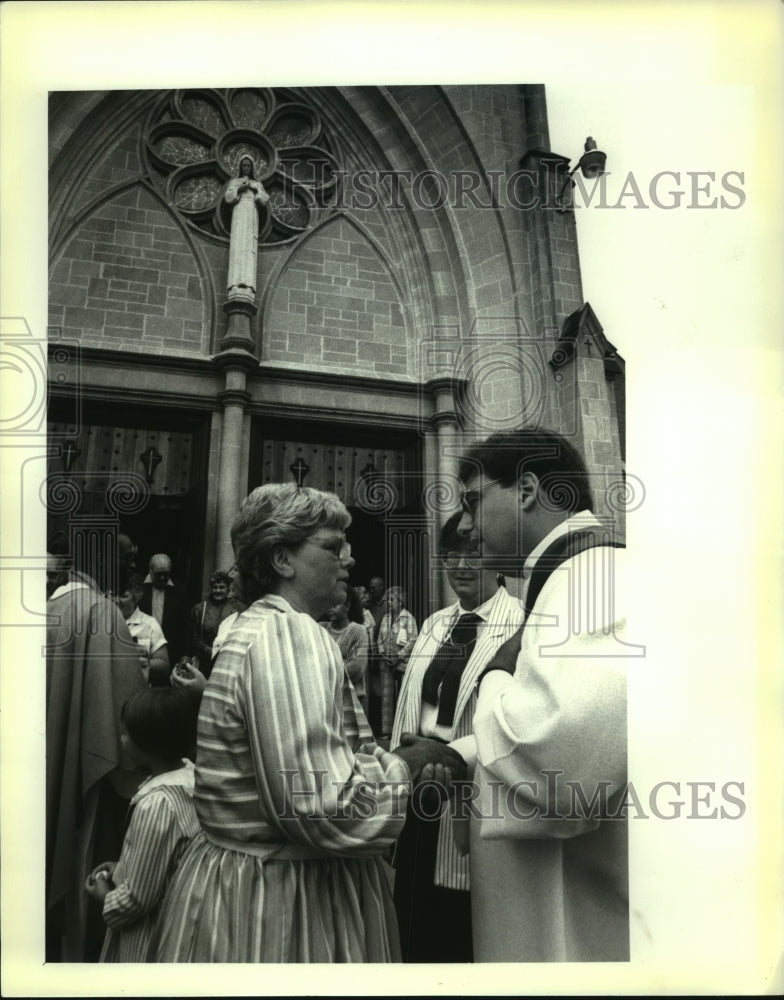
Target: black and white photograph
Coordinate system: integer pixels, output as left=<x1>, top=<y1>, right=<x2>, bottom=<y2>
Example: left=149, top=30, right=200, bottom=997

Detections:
left=1, top=1, right=782, bottom=996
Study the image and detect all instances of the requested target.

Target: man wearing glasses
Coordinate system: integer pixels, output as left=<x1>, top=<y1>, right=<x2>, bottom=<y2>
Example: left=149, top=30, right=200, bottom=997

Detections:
left=390, top=511, right=526, bottom=962
left=457, top=427, right=629, bottom=963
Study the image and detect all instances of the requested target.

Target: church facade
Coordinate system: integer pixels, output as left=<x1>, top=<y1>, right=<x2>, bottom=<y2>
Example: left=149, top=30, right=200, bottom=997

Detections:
left=47, top=85, right=625, bottom=616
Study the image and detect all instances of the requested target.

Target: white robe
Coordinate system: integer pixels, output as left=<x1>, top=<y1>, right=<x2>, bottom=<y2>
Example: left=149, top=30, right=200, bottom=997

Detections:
left=470, top=512, right=633, bottom=962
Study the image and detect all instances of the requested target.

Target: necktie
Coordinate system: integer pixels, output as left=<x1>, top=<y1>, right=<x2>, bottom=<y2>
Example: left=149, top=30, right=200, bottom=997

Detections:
left=421, top=612, right=482, bottom=727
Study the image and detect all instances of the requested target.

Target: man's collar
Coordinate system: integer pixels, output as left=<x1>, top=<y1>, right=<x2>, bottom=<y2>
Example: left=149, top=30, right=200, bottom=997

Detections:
left=143, top=573, right=174, bottom=587
left=522, top=510, right=603, bottom=579
left=451, top=583, right=508, bottom=621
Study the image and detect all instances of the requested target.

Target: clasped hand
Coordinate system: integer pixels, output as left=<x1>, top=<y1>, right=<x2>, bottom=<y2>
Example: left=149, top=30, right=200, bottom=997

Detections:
left=84, top=860, right=117, bottom=902
left=392, top=732, right=466, bottom=799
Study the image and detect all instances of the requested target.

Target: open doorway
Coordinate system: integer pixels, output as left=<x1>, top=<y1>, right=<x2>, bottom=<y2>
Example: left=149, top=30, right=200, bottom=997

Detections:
left=248, top=416, right=428, bottom=621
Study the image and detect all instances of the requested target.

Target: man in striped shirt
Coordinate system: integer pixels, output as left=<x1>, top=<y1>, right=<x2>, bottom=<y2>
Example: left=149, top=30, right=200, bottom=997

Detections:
left=391, top=512, right=525, bottom=962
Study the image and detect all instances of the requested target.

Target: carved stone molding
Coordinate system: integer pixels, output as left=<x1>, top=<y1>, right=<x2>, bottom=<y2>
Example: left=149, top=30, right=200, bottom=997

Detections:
left=217, top=388, right=251, bottom=410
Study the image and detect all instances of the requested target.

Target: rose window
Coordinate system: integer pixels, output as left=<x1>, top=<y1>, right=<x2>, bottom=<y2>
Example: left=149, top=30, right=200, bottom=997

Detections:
left=144, top=88, right=341, bottom=245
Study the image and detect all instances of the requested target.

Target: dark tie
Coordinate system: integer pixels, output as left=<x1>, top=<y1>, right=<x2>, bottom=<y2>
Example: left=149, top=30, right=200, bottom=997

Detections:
left=421, top=612, right=482, bottom=728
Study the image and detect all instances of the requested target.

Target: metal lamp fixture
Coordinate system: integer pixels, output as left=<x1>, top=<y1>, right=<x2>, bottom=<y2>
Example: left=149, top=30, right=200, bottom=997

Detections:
left=576, top=136, right=606, bottom=178
left=557, top=136, right=607, bottom=209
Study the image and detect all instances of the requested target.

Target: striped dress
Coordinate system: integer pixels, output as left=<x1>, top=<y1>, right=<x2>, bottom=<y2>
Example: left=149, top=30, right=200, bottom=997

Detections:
left=99, top=762, right=199, bottom=962
left=156, top=595, right=412, bottom=963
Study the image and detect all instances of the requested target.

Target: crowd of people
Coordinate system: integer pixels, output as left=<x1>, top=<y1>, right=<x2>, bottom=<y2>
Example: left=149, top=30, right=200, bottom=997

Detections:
left=45, top=427, right=630, bottom=964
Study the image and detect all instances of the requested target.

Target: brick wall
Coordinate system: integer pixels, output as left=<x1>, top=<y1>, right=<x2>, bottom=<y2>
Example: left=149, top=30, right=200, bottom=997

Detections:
left=264, top=215, right=409, bottom=377
left=49, top=186, right=208, bottom=355
left=72, top=127, right=143, bottom=215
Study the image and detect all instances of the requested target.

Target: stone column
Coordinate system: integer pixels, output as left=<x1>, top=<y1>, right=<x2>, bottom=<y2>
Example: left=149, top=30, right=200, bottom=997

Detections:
left=427, top=377, right=463, bottom=502
left=212, top=305, right=259, bottom=572
left=213, top=364, right=253, bottom=572
left=209, top=166, right=265, bottom=573
left=426, top=377, right=464, bottom=607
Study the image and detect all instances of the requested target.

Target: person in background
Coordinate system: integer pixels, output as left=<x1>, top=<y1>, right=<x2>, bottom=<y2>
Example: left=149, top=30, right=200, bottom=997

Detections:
left=353, top=584, right=376, bottom=638
left=377, top=586, right=417, bottom=741
left=139, top=554, right=189, bottom=664
left=170, top=563, right=248, bottom=700
left=189, top=570, right=239, bottom=670
left=110, top=572, right=170, bottom=686
left=322, top=586, right=369, bottom=709
left=364, top=576, right=387, bottom=737
left=367, top=576, right=386, bottom=632
left=46, top=534, right=147, bottom=961
left=208, top=563, right=244, bottom=664
left=117, top=534, right=137, bottom=575
left=391, top=512, right=525, bottom=962
left=85, top=687, right=200, bottom=962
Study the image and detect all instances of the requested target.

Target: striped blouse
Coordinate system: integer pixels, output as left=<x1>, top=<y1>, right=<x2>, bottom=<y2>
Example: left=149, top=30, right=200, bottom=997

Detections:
left=100, top=762, right=199, bottom=962
left=156, top=594, right=412, bottom=962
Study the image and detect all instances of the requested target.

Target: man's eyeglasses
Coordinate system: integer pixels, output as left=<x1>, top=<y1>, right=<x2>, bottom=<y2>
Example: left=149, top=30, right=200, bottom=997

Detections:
left=441, top=550, right=481, bottom=568
left=460, top=478, right=504, bottom=514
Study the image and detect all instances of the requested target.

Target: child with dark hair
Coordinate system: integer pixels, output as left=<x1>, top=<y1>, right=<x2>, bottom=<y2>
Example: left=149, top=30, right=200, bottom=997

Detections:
left=84, top=687, right=201, bottom=962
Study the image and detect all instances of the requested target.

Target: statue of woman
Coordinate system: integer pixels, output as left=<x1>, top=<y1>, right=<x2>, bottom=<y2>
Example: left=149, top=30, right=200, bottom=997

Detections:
left=223, top=155, right=270, bottom=302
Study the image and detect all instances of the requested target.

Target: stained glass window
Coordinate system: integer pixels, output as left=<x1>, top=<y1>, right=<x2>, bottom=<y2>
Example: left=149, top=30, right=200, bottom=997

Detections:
left=181, top=96, right=226, bottom=136
left=144, top=88, right=340, bottom=246
left=156, top=136, right=211, bottom=166
left=174, top=175, right=223, bottom=212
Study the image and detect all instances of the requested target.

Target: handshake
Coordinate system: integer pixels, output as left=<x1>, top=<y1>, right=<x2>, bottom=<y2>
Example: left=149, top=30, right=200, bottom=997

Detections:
left=391, top=732, right=467, bottom=812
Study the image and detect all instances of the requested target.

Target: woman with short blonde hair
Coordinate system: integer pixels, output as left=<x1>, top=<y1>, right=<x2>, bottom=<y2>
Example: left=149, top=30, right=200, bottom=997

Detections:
left=157, top=483, right=449, bottom=962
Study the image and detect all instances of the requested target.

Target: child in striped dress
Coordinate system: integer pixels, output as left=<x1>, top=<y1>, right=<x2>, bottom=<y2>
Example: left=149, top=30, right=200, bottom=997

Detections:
left=84, top=687, right=201, bottom=962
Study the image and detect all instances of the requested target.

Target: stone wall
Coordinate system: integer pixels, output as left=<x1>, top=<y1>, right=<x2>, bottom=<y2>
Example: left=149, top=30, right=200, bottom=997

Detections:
left=50, top=185, right=209, bottom=355
left=263, top=215, right=408, bottom=377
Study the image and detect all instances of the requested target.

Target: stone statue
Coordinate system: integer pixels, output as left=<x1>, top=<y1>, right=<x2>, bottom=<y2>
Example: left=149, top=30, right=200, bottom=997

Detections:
left=223, top=155, right=270, bottom=302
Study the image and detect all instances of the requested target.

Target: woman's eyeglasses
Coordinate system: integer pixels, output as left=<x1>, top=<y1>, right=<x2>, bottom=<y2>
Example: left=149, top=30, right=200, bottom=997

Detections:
left=304, top=537, right=352, bottom=563
left=330, top=539, right=352, bottom=563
